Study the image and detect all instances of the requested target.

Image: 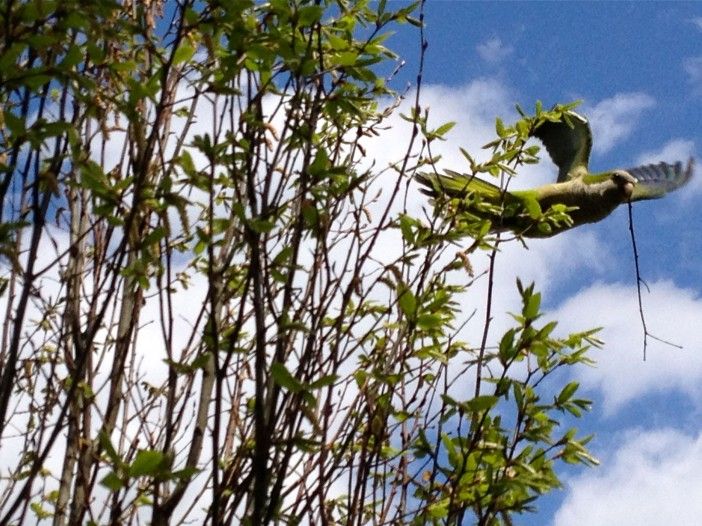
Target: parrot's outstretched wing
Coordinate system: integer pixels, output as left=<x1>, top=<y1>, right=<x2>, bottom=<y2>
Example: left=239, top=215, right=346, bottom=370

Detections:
left=532, top=111, right=592, bottom=183
left=416, top=170, right=502, bottom=199
left=629, top=158, right=695, bottom=201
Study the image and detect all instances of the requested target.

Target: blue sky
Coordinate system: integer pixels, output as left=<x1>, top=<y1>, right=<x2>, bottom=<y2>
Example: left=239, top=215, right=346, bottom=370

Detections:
left=379, top=2, right=702, bottom=524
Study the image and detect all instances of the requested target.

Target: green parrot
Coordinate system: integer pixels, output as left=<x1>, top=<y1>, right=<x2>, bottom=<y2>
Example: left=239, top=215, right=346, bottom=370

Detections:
left=417, top=111, right=695, bottom=238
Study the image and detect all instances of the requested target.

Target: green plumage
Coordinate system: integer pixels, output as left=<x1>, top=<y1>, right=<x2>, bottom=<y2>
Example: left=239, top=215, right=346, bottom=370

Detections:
left=418, top=110, right=695, bottom=238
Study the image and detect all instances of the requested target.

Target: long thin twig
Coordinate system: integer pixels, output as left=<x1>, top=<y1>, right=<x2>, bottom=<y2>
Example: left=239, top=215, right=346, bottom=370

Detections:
left=627, top=202, right=682, bottom=361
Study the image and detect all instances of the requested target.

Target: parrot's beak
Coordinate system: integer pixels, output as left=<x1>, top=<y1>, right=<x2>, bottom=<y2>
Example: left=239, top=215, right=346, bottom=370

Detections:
left=623, top=179, right=638, bottom=199
left=613, top=170, right=637, bottom=199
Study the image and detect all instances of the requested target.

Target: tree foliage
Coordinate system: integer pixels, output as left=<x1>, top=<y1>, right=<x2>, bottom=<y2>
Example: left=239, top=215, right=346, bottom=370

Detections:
left=0, top=1, right=598, bottom=524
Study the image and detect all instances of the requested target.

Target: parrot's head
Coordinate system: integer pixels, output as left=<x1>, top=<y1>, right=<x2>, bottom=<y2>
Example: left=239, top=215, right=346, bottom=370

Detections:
left=611, top=169, right=637, bottom=200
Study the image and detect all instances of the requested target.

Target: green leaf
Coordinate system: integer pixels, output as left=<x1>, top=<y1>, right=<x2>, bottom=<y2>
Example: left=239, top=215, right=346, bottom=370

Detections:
left=499, top=328, right=516, bottom=363
left=172, top=466, right=200, bottom=481
left=80, top=161, right=111, bottom=196
left=178, top=150, right=197, bottom=176
left=281, top=320, right=309, bottom=333
left=172, top=43, right=196, bottom=65
left=397, top=285, right=416, bottom=318
left=273, top=246, right=293, bottom=266
left=271, top=362, right=302, bottom=393
left=60, top=44, right=84, bottom=68
left=142, top=225, right=167, bottom=247
left=98, top=431, right=122, bottom=467
left=466, top=395, right=499, bottom=412
left=191, top=353, right=211, bottom=370
left=301, top=203, right=319, bottom=229
left=524, top=291, right=541, bottom=319
left=354, top=369, right=368, bottom=388
left=327, top=33, right=348, bottom=51
left=557, top=381, right=579, bottom=405
left=398, top=214, right=415, bottom=243
left=523, top=197, right=542, bottom=219
left=129, top=450, right=165, bottom=478
left=309, top=148, right=329, bottom=178
left=406, top=16, right=423, bottom=28
left=39, top=120, right=71, bottom=137
left=100, top=471, right=124, bottom=492
left=24, top=72, right=52, bottom=90
left=427, top=498, right=449, bottom=518
left=417, top=313, right=442, bottom=330
left=537, top=320, right=558, bottom=339
left=537, top=222, right=552, bottom=235
left=515, top=118, right=531, bottom=138
left=495, top=117, right=507, bottom=137
left=4, top=111, right=26, bottom=137
left=337, top=51, right=359, bottom=66
left=30, top=501, right=52, bottom=520
left=298, top=5, right=323, bottom=26
left=434, top=121, right=456, bottom=138
left=248, top=218, right=275, bottom=233
left=309, top=374, right=338, bottom=389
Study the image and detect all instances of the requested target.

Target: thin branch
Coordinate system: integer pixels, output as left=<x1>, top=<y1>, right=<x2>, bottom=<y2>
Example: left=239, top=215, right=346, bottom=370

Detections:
left=627, top=202, right=682, bottom=361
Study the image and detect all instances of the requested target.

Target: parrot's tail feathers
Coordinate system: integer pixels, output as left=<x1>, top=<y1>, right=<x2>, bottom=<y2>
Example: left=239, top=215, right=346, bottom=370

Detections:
left=445, top=170, right=502, bottom=197
left=415, top=170, right=501, bottom=199
left=415, top=172, right=441, bottom=197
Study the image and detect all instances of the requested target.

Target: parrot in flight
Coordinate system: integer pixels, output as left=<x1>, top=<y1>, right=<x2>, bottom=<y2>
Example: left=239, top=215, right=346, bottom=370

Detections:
left=417, top=110, right=694, bottom=238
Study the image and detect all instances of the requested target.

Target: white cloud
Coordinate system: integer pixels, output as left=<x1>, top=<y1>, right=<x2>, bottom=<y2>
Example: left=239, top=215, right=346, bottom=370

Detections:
left=683, top=56, right=702, bottom=94
left=554, top=428, right=702, bottom=526
left=550, top=280, right=702, bottom=414
left=692, top=17, right=702, bottom=31
left=585, top=93, right=656, bottom=155
left=635, top=138, right=696, bottom=166
left=359, top=80, right=513, bottom=169
left=358, top=78, right=516, bottom=219
left=476, top=37, right=513, bottom=64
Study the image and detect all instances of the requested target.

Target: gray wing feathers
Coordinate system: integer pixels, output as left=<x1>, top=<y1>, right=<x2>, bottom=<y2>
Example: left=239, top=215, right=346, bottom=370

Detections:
left=532, top=111, right=592, bottom=182
left=628, top=158, right=695, bottom=201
